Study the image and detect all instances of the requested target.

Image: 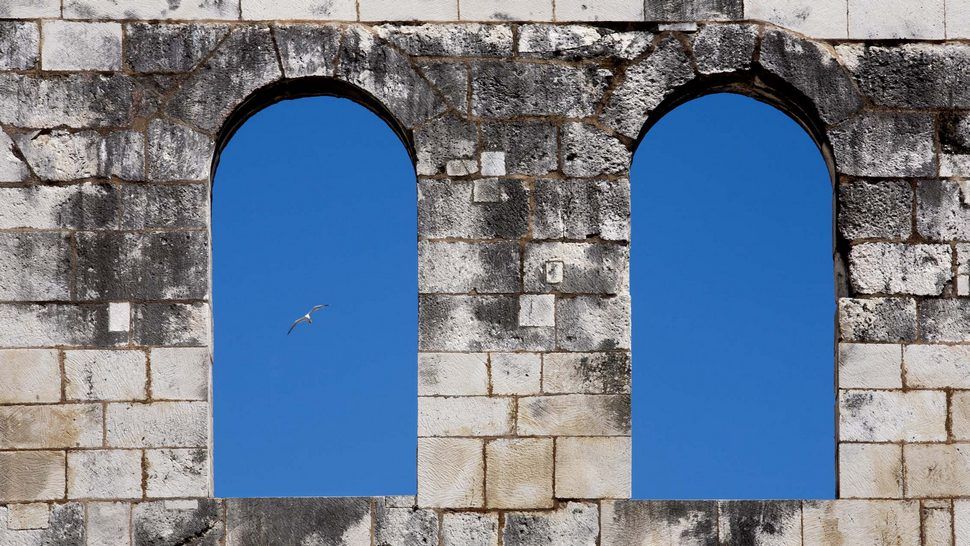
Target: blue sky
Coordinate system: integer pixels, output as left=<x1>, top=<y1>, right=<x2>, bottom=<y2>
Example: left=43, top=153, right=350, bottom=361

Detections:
left=213, top=93, right=833, bottom=499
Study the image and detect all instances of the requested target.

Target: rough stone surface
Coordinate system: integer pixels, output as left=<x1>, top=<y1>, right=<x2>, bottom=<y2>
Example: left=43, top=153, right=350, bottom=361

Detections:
left=106, top=401, right=208, bottom=448
left=0, top=502, right=83, bottom=545
left=830, top=113, right=936, bottom=178
left=418, top=396, right=513, bottom=436
left=67, top=449, right=142, bottom=499
left=16, top=129, right=144, bottom=181
left=917, top=179, right=970, bottom=241
left=418, top=179, right=529, bottom=239
left=556, top=296, right=631, bottom=350
left=146, top=120, right=213, bottom=181
left=0, top=74, right=135, bottom=128
left=543, top=352, right=631, bottom=394
left=480, top=120, right=557, bottom=176
left=419, top=295, right=554, bottom=351
left=517, top=25, right=651, bottom=59
left=133, top=303, right=209, bottom=346
left=418, top=437, right=484, bottom=508
left=0, top=451, right=65, bottom=502
left=849, top=243, right=951, bottom=295
left=503, top=502, right=598, bottom=546
left=6, top=503, right=50, bottom=530
left=839, top=389, right=946, bottom=442
left=838, top=343, right=902, bottom=389
left=524, top=242, right=628, bottom=295
left=693, top=23, right=758, bottom=75
left=134, top=499, right=225, bottom=546
left=838, top=297, right=917, bottom=342
left=517, top=394, right=630, bottom=435
left=840, top=43, right=970, bottom=108
left=602, top=500, right=718, bottom=544
left=717, top=501, right=802, bottom=544
left=0, top=233, right=70, bottom=301
left=905, top=344, right=970, bottom=388
left=472, top=61, right=609, bottom=118
left=442, top=512, right=499, bottom=546
left=150, top=347, right=209, bottom=401
left=838, top=179, right=913, bottom=240
left=839, top=443, right=903, bottom=498
left=42, top=21, right=122, bottom=71
left=375, top=497, right=438, bottom=546
left=418, top=353, right=488, bottom=396
left=87, top=502, right=130, bottom=546
left=490, top=353, right=541, bottom=395
left=0, top=404, right=103, bottom=449
left=0, top=21, right=39, bottom=70
left=64, top=349, right=147, bottom=401
left=533, top=179, right=630, bottom=241
left=0, top=349, right=60, bottom=404
left=920, top=299, right=970, bottom=342
left=419, top=241, right=520, bottom=294
left=145, top=449, right=208, bottom=498
left=375, top=24, right=513, bottom=57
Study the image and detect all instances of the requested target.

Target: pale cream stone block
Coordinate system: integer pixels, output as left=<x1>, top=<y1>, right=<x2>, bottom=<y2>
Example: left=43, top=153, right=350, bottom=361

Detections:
left=923, top=504, right=953, bottom=546
left=0, top=404, right=102, bottom=449
left=459, top=0, right=553, bottom=21
left=490, top=353, right=540, bottom=395
left=802, top=500, right=919, bottom=544
left=86, top=501, right=130, bottom=546
left=555, top=0, right=643, bottom=21
left=950, top=0, right=970, bottom=38
left=745, top=0, right=848, bottom=38
left=839, top=389, right=946, bottom=442
left=555, top=436, right=631, bottom=499
left=905, top=344, right=970, bottom=388
left=109, top=302, right=130, bottom=332
left=838, top=443, right=902, bottom=498
left=64, top=349, right=147, bottom=401
left=951, top=391, right=970, bottom=440
left=146, top=449, right=209, bottom=498
left=848, top=0, right=945, bottom=39
left=241, top=0, right=358, bottom=20
left=0, top=0, right=60, bottom=17
left=839, top=343, right=902, bottom=389
left=518, top=394, right=629, bottom=436
left=41, top=21, right=122, bottom=71
left=480, top=151, right=506, bottom=176
left=519, top=295, right=555, bottom=327
left=360, top=0, right=459, bottom=21
left=0, top=349, right=60, bottom=404
left=418, top=437, right=484, bottom=508
left=0, top=451, right=65, bottom=502
left=485, top=438, right=553, bottom=509
left=67, top=450, right=142, bottom=499
left=150, top=347, right=209, bottom=400
left=7, top=503, right=49, bottom=530
left=106, top=401, right=208, bottom=448
left=906, top=444, right=970, bottom=497
left=418, top=353, right=488, bottom=396
left=418, top=396, right=513, bottom=436
left=955, top=500, right=970, bottom=545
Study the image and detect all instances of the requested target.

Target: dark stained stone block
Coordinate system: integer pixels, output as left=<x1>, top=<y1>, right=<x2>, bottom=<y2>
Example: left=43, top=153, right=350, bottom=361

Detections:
left=226, top=497, right=371, bottom=546
left=133, top=303, right=209, bottom=346
left=602, top=500, right=717, bottom=545
left=418, top=179, right=529, bottom=239
left=838, top=179, right=912, bottom=240
left=829, top=112, right=936, bottom=178
left=471, top=61, right=610, bottom=118
left=125, top=23, right=230, bottom=73
left=718, top=501, right=802, bottom=544
left=644, top=0, right=742, bottom=20
left=419, top=295, right=555, bottom=351
left=133, top=499, right=225, bottom=546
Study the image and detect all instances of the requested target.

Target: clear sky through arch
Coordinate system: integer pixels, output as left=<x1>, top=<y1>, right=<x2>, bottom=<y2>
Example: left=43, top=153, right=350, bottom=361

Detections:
left=212, top=95, right=416, bottom=497
left=631, top=93, right=835, bottom=499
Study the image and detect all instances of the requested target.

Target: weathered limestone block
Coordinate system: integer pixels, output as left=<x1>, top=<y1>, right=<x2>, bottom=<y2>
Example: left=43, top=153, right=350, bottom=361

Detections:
left=840, top=44, right=970, bottom=109
left=0, top=349, right=60, bottom=404
left=75, top=231, right=209, bottom=300
left=442, top=512, right=499, bottom=546
left=503, top=502, right=598, bottom=546
left=0, top=0, right=59, bottom=18
left=133, top=303, right=209, bottom=346
left=717, top=501, right=802, bottom=545
left=0, top=233, right=70, bottom=301
left=227, top=498, right=368, bottom=545
left=87, top=501, right=130, bottom=546
left=134, top=499, right=225, bottom=546
left=490, top=353, right=541, bottom=395
left=692, top=23, right=758, bottom=75
left=106, top=401, right=208, bottom=448
left=905, top=344, right=970, bottom=388
left=0, top=404, right=102, bottom=449
left=838, top=443, right=903, bottom=498
left=0, top=184, right=123, bottom=230
left=517, top=394, right=630, bottom=435
left=145, top=449, right=208, bottom=498
left=273, top=24, right=342, bottom=79
left=480, top=120, right=557, bottom=176
left=644, top=0, right=741, bottom=19
left=167, top=26, right=281, bottom=132
left=603, top=36, right=694, bottom=139
left=16, top=129, right=144, bottom=181
left=375, top=496, right=438, bottom=546
left=7, top=503, right=50, bottom=530
left=241, top=0, right=356, bottom=20
left=0, top=130, right=29, bottom=183
left=839, top=389, right=945, bottom=442
left=67, top=449, right=142, bottom=499
left=418, top=396, right=513, bottom=436
left=953, top=392, right=970, bottom=441
left=0, top=303, right=124, bottom=346
left=917, top=179, right=970, bottom=240
left=124, top=23, right=228, bottom=73
left=360, top=0, right=458, bottom=21
left=940, top=113, right=970, bottom=177
left=418, top=353, right=489, bottom=396
left=0, top=502, right=82, bottom=544
left=557, top=296, right=631, bottom=351
left=418, top=437, right=484, bottom=508
left=802, top=501, right=919, bottom=544
left=419, top=241, right=520, bottom=294
left=543, top=352, right=631, bottom=394
left=419, top=295, right=554, bottom=351
left=920, top=299, right=970, bottom=342
left=0, top=21, right=39, bottom=70
left=533, top=179, right=630, bottom=241
left=830, top=112, right=936, bottom=177
left=65, top=0, right=237, bottom=20
left=747, top=0, right=847, bottom=38
left=562, top=123, right=631, bottom=177
left=122, top=184, right=207, bottom=230
left=524, top=242, right=628, bottom=294
left=485, top=438, right=553, bottom=509
left=849, top=243, right=951, bottom=295
left=146, top=120, right=214, bottom=181
left=0, top=451, right=65, bottom=502
left=471, top=62, right=610, bottom=118
left=418, top=179, right=529, bottom=239
left=518, top=294, right=555, bottom=328
left=150, top=347, right=209, bottom=401
left=64, top=349, right=147, bottom=401
left=838, top=297, right=917, bottom=342
left=847, top=0, right=945, bottom=39
left=922, top=501, right=952, bottom=546
left=418, top=62, right=468, bottom=114
left=552, top=0, right=643, bottom=21
left=516, top=25, right=651, bottom=60
left=0, top=74, right=135, bottom=128
left=42, top=21, right=121, bottom=71
left=838, top=179, right=913, bottom=240
left=414, top=115, right=477, bottom=176
left=907, top=445, right=970, bottom=497
left=555, top=437, right=631, bottom=499
left=375, top=24, right=513, bottom=57
left=838, top=343, right=902, bottom=389
left=601, top=500, right=717, bottom=545
left=459, top=0, right=552, bottom=22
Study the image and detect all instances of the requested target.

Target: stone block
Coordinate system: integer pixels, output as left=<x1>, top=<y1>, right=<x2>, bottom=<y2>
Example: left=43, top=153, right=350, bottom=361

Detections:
left=419, top=61, right=468, bottom=113
left=517, top=25, right=651, bottom=60
left=122, top=184, right=208, bottom=230
left=109, top=302, right=130, bottom=333
left=241, top=0, right=357, bottom=20
left=106, top=401, right=208, bottom=448
left=692, top=23, right=758, bottom=75
left=906, top=444, right=970, bottom=497
left=442, top=512, right=498, bottom=546
left=555, top=0, right=643, bottom=20
left=419, top=241, right=520, bottom=294
left=480, top=121, right=557, bottom=176
left=133, top=303, right=209, bottom=346
left=557, top=295, right=631, bottom=351
left=602, top=500, right=717, bottom=544
left=0, top=0, right=59, bottom=18
left=150, top=347, right=209, bottom=401
left=0, top=451, right=65, bottom=502
left=555, top=436, right=631, bottom=499
left=87, top=502, right=130, bottom=546
left=67, top=449, right=142, bottom=499
left=419, top=295, right=554, bottom=351
left=644, top=0, right=741, bottom=19
left=0, top=21, right=39, bottom=70
left=0, top=404, right=102, bottom=449
left=446, top=158, right=478, bottom=177
left=562, top=122, right=631, bottom=177
left=849, top=243, right=951, bottom=295
left=42, top=21, right=122, bottom=71
left=146, top=448, right=208, bottom=498
left=917, top=180, right=970, bottom=241
left=417, top=437, right=484, bottom=508
left=920, top=299, right=970, bottom=342
left=717, top=501, right=802, bottom=545
left=361, top=0, right=457, bottom=20
left=485, top=438, right=553, bottom=509
left=0, top=303, right=122, bottom=347
left=65, top=0, right=237, bottom=19
left=124, top=23, right=229, bottom=73
left=0, top=502, right=82, bottom=545
left=0, top=73, right=135, bottom=128
left=414, top=115, right=477, bottom=176
left=848, top=0, right=944, bottom=39
left=533, top=178, right=630, bottom=241
left=524, top=242, right=628, bottom=294
left=519, top=294, right=555, bottom=328
left=838, top=179, right=912, bottom=240
left=418, top=179, right=529, bottom=239
left=923, top=503, right=952, bottom=546
left=274, top=24, right=342, bottom=79
left=0, top=349, right=60, bottom=404
left=459, top=0, right=553, bottom=21
left=958, top=500, right=970, bottom=543
left=838, top=443, right=902, bottom=498
left=0, top=131, right=28, bottom=183
left=491, top=353, right=541, bottom=395
left=225, top=498, right=366, bottom=545
left=471, top=62, right=608, bottom=118
left=952, top=391, right=970, bottom=440
left=830, top=112, right=936, bottom=177
left=0, top=184, right=123, bottom=230
left=418, top=353, right=488, bottom=396
left=839, top=389, right=945, bottom=442
left=838, top=297, right=916, bottom=342
left=518, top=394, right=630, bottom=435
left=16, top=129, right=144, bottom=182
left=905, top=345, right=970, bottom=388
left=503, top=502, right=598, bottom=545
left=374, top=497, right=438, bottom=545
left=7, top=503, right=50, bottom=530
left=803, top=500, right=919, bottom=544
left=941, top=114, right=970, bottom=177
left=745, top=0, right=848, bottom=38
left=134, top=499, right=225, bottom=546
left=375, top=23, right=513, bottom=57
left=841, top=44, right=970, bottom=109
left=147, top=120, right=214, bottom=181
left=543, top=352, right=631, bottom=394
left=838, top=343, right=901, bottom=390
left=64, top=349, right=147, bottom=401
left=418, top=396, right=513, bottom=436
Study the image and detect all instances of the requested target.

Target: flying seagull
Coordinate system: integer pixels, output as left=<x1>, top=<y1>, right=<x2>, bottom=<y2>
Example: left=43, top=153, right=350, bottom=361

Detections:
left=287, top=304, right=328, bottom=335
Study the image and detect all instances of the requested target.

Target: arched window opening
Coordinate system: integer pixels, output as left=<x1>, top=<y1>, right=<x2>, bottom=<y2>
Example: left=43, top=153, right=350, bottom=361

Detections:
left=632, top=93, right=834, bottom=499
left=213, top=95, right=416, bottom=497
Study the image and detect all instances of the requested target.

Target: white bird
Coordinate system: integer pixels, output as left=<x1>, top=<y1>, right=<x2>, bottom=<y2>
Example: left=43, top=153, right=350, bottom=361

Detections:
left=287, top=304, right=328, bottom=335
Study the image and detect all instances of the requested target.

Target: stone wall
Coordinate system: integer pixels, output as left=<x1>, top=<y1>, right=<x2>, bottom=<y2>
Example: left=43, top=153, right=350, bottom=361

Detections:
left=1, top=0, right=969, bottom=543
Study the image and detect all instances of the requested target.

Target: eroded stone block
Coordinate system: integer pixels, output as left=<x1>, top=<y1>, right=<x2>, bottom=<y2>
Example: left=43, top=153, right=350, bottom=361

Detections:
left=905, top=344, right=970, bottom=388
left=146, top=449, right=208, bottom=498
left=133, top=302, right=209, bottom=346
left=481, top=121, right=557, bottom=176
left=693, top=23, right=758, bottom=75
left=503, top=502, right=598, bottom=546
left=601, top=500, right=716, bottom=545
left=419, top=295, right=554, bottom=351
left=147, top=119, right=214, bottom=181
left=134, top=499, right=225, bottom=546
left=7, top=503, right=50, bottom=530
left=839, top=389, right=945, bottom=442
left=106, top=401, right=208, bottom=448
left=830, top=112, right=936, bottom=177
left=16, top=129, right=144, bottom=181
left=543, top=352, right=631, bottom=394
left=471, top=62, right=609, bottom=118
left=375, top=496, right=438, bottom=545
left=418, top=179, right=529, bottom=239
left=920, top=299, right=970, bottom=342
left=838, top=297, right=917, bottom=342
left=533, top=178, right=630, bottom=241
left=518, top=394, right=630, bottom=436
left=562, top=123, right=631, bottom=177
left=717, top=501, right=802, bottom=545
left=0, top=74, right=135, bottom=128
left=67, top=449, right=142, bottom=499
left=557, top=295, right=631, bottom=351
left=524, top=242, right=628, bottom=294
left=849, top=243, right=951, bottom=295
left=0, top=233, right=70, bottom=302
left=419, top=241, right=520, bottom=294
left=0, top=502, right=82, bottom=545
left=87, top=502, right=130, bottom=546
left=839, top=179, right=912, bottom=240
left=42, top=21, right=122, bottom=71
left=375, top=24, right=513, bottom=57
left=0, top=21, right=39, bottom=70
left=442, top=512, right=499, bottom=546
